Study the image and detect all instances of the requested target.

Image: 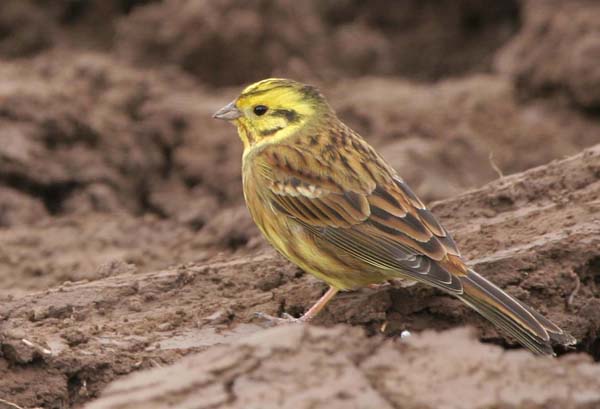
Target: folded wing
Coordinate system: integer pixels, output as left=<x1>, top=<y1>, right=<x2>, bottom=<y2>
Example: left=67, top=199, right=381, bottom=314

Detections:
left=254, top=141, right=467, bottom=293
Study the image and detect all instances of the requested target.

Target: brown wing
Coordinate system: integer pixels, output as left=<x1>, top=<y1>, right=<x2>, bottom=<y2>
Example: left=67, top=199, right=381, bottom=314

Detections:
left=254, top=136, right=468, bottom=293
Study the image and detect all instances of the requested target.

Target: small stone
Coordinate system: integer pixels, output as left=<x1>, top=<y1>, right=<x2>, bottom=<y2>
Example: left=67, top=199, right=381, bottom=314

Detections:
left=61, top=329, right=89, bottom=347
left=128, top=300, right=143, bottom=312
left=30, top=306, right=49, bottom=322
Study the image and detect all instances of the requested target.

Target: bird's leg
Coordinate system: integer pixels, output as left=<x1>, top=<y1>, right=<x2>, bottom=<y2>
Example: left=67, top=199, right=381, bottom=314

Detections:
left=255, top=286, right=339, bottom=325
left=298, top=286, right=339, bottom=322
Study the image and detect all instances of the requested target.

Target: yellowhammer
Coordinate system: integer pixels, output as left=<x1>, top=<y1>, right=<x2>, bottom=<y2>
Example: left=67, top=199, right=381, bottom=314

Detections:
left=213, top=78, right=576, bottom=355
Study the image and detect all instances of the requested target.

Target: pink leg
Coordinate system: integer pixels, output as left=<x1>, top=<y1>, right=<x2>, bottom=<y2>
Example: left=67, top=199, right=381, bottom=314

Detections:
left=299, top=286, right=339, bottom=322
left=255, top=286, right=339, bottom=325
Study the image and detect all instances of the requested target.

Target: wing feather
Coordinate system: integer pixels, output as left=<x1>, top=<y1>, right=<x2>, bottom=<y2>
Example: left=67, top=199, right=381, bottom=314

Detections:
left=253, top=140, right=467, bottom=292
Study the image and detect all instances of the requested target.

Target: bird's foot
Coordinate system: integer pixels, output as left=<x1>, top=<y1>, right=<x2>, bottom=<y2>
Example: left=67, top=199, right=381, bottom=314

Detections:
left=254, top=312, right=305, bottom=327
left=254, top=286, right=339, bottom=326
left=367, top=282, right=391, bottom=290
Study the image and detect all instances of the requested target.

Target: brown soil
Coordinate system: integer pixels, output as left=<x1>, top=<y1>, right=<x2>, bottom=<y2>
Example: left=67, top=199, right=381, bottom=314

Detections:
left=87, top=326, right=600, bottom=409
left=497, top=0, right=600, bottom=111
left=115, top=0, right=520, bottom=85
left=1, top=1, right=600, bottom=408
left=1, top=147, right=599, bottom=408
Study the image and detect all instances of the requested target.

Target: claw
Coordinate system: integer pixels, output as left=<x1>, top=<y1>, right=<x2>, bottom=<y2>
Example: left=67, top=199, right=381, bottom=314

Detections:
left=254, top=312, right=302, bottom=326
left=254, top=287, right=339, bottom=326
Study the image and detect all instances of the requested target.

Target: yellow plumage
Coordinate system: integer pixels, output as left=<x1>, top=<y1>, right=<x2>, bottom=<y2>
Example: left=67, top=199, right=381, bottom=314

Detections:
left=213, top=78, right=576, bottom=355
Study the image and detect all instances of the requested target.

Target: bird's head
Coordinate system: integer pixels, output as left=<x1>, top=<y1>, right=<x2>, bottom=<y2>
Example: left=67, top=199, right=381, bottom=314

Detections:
left=213, top=78, right=330, bottom=150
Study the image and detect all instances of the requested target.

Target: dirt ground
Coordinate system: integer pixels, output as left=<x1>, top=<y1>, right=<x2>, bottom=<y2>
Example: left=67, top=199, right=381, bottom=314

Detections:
left=1, top=1, right=600, bottom=408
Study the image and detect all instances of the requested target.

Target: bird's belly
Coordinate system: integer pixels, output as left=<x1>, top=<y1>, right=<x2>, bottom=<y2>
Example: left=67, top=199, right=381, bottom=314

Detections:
left=249, top=204, right=387, bottom=290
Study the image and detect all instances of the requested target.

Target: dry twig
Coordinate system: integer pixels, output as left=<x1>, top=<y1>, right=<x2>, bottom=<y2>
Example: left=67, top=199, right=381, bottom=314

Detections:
left=489, top=152, right=504, bottom=178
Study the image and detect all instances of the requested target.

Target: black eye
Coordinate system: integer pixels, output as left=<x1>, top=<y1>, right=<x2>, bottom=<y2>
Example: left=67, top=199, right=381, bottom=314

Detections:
left=253, top=105, right=268, bottom=116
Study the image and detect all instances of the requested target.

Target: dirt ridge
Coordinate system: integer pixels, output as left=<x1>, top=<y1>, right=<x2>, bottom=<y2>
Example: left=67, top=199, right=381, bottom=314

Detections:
left=1, top=145, right=598, bottom=408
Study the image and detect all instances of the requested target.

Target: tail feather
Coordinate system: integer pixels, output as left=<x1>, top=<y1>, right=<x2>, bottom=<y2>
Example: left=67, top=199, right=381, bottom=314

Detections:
left=459, top=269, right=576, bottom=356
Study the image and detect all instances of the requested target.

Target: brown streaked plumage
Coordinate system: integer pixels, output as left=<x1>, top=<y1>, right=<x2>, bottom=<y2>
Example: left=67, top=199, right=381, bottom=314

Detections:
left=213, top=78, right=576, bottom=355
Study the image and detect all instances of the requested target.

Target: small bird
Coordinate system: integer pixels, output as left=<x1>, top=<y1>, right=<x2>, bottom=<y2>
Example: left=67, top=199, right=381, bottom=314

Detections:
left=213, top=78, right=576, bottom=355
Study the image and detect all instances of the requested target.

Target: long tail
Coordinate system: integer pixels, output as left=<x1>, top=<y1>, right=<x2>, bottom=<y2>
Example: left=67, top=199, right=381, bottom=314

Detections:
left=458, top=269, right=576, bottom=356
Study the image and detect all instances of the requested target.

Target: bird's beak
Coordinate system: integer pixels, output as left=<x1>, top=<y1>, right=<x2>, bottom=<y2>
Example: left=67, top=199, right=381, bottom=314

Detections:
left=213, top=101, right=242, bottom=121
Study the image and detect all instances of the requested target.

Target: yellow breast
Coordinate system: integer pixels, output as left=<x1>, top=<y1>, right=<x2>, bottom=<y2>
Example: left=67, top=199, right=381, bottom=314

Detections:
left=241, top=158, right=387, bottom=290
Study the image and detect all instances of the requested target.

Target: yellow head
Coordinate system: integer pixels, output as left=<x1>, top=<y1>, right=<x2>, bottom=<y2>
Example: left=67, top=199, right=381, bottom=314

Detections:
left=213, top=78, right=330, bottom=150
